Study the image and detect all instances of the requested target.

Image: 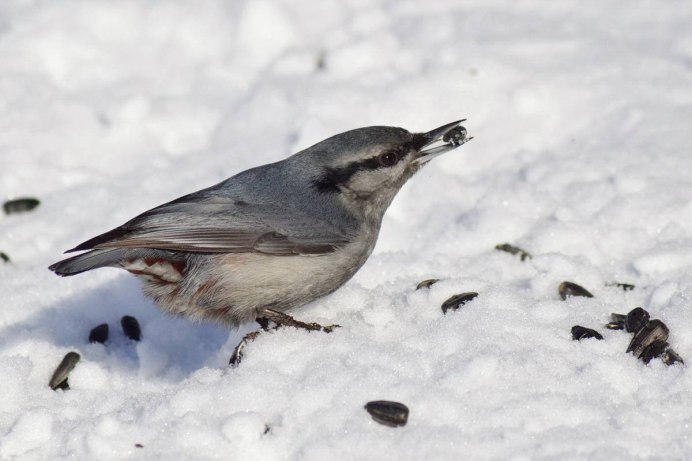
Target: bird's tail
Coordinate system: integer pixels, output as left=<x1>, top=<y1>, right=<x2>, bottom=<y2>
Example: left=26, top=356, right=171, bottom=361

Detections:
left=49, top=248, right=127, bottom=276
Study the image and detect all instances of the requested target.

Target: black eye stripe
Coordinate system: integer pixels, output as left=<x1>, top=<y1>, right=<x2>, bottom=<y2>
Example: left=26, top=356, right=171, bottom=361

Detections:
left=312, top=157, right=378, bottom=192
left=312, top=146, right=410, bottom=192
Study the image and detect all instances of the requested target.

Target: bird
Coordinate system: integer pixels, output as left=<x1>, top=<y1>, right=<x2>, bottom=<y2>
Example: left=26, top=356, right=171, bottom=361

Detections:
left=49, top=120, right=471, bottom=361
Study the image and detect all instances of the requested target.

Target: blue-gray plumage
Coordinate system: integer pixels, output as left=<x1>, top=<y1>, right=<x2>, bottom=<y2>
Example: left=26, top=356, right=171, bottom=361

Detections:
left=50, top=121, right=470, bottom=327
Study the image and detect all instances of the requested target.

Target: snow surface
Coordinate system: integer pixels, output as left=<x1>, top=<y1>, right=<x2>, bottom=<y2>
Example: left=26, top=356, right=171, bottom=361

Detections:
left=2, top=0, right=692, bottom=459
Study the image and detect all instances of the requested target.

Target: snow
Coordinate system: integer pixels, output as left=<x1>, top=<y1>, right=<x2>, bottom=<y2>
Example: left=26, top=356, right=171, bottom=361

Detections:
left=2, top=0, right=692, bottom=459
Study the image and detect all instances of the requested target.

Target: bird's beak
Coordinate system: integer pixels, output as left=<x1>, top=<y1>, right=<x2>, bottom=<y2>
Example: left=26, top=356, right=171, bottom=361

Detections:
left=413, top=119, right=472, bottom=164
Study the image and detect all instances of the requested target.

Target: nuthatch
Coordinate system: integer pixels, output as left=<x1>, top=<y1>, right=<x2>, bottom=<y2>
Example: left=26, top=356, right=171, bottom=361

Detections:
left=50, top=121, right=471, bottom=334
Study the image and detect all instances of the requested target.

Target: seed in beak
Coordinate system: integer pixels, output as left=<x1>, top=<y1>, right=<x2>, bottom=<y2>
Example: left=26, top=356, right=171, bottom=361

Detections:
left=442, top=126, right=468, bottom=146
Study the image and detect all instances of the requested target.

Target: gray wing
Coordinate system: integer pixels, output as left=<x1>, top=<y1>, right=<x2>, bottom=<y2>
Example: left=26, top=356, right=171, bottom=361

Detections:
left=67, top=197, right=352, bottom=256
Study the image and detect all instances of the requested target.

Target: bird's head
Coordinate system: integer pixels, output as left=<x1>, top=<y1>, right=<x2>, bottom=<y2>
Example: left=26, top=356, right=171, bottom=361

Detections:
left=296, top=120, right=471, bottom=219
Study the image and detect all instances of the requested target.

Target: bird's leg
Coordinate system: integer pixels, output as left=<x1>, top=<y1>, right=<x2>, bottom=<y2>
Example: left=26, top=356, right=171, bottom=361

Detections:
left=229, top=330, right=261, bottom=366
left=228, top=317, right=273, bottom=366
left=229, top=310, right=340, bottom=366
left=259, top=308, right=340, bottom=333
left=256, top=316, right=272, bottom=331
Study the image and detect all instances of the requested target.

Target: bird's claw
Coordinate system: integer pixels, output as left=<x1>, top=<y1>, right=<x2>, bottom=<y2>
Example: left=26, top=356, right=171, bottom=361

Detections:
left=229, top=330, right=261, bottom=366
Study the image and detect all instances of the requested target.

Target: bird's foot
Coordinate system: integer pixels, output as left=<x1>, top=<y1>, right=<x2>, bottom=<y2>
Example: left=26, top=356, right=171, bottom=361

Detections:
left=255, top=316, right=272, bottom=331
left=228, top=330, right=261, bottom=366
left=259, top=308, right=340, bottom=333
left=229, top=309, right=339, bottom=366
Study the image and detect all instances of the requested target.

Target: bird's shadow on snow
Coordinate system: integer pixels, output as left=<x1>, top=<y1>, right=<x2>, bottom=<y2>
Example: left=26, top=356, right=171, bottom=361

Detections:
left=0, top=273, right=242, bottom=381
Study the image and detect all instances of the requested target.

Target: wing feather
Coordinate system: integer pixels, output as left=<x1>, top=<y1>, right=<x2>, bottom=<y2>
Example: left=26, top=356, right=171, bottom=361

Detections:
left=67, top=197, right=351, bottom=256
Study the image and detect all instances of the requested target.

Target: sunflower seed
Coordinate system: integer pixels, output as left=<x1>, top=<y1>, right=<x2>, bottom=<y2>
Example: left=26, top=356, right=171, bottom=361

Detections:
left=441, top=292, right=478, bottom=314
left=121, top=315, right=141, bottom=341
left=662, top=348, right=684, bottom=366
left=3, top=197, right=40, bottom=215
left=626, top=319, right=669, bottom=357
left=49, top=351, right=80, bottom=390
left=364, top=400, right=409, bottom=427
left=605, top=321, right=624, bottom=330
left=88, top=323, right=109, bottom=344
left=640, top=340, right=669, bottom=364
left=571, top=325, right=603, bottom=341
left=559, top=281, right=594, bottom=300
left=416, top=279, right=440, bottom=290
left=443, top=126, right=468, bottom=146
left=0, top=252, right=9, bottom=263
left=625, top=307, right=649, bottom=333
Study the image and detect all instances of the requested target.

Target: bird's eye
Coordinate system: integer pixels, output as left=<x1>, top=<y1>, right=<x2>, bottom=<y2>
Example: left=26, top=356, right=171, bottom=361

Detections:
left=378, top=151, right=399, bottom=167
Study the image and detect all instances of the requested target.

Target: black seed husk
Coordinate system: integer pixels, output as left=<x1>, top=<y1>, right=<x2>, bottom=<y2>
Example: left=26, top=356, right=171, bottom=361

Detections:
left=571, top=325, right=603, bottom=341
left=640, top=340, right=669, bottom=364
left=626, top=319, right=669, bottom=357
left=441, top=292, right=478, bottom=314
left=3, top=197, right=40, bottom=215
left=54, top=379, right=70, bottom=391
left=89, top=323, right=109, bottom=344
left=559, top=281, right=594, bottom=300
left=365, top=400, right=409, bottom=427
left=625, top=307, right=650, bottom=333
left=121, top=315, right=141, bottom=341
left=0, top=252, right=9, bottom=263
left=416, top=279, right=440, bottom=290
left=662, top=348, right=684, bottom=366
left=49, top=351, right=80, bottom=390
